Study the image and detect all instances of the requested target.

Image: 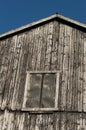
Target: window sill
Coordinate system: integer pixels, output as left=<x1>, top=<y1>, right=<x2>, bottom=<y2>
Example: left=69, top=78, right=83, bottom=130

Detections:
left=22, top=108, right=59, bottom=113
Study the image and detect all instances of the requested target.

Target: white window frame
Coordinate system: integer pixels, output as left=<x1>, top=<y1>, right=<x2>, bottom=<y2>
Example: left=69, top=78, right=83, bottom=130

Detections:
left=22, top=71, right=60, bottom=112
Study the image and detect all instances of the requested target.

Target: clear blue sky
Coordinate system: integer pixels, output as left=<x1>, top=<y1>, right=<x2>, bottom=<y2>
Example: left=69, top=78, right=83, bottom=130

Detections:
left=0, top=0, right=86, bottom=34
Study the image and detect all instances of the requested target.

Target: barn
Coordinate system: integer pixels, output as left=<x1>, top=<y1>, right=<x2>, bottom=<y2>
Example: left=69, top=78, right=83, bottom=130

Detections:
left=0, top=13, right=86, bottom=129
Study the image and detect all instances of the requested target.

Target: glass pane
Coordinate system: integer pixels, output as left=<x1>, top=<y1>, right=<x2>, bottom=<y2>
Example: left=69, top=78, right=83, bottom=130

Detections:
left=41, top=74, right=56, bottom=108
left=26, top=74, right=42, bottom=107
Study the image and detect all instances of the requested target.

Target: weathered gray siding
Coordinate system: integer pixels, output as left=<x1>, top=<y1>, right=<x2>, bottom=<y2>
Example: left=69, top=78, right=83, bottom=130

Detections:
left=0, top=19, right=86, bottom=129
left=0, top=110, right=86, bottom=130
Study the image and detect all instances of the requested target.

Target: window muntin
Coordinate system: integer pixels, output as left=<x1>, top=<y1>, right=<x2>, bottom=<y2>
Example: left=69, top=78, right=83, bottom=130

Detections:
left=23, top=71, right=59, bottom=110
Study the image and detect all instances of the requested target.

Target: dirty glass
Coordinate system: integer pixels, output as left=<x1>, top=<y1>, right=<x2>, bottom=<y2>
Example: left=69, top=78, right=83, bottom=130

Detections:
left=26, top=74, right=42, bottom=107
left=41, top=74, right=56, bottom=107
left=26, top=73, right=56, bottom=108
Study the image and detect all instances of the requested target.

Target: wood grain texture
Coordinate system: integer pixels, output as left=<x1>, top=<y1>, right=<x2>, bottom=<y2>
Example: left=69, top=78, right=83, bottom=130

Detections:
left=0, top=110, right=86, bottom=130
left=0, top=18, right=86, bottom=129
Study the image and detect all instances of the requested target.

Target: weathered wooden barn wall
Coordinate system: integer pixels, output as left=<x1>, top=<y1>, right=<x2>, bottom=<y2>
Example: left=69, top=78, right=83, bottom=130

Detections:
left=0, top=15, right=86, bottom=129
left=0, top=110, right=86, bottom=130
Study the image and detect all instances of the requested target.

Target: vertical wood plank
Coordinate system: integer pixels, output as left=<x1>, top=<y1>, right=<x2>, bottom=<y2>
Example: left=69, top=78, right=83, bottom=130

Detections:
left=83, top=35, right=86, bottom=112
left=55, top=72, right=60, bottom=108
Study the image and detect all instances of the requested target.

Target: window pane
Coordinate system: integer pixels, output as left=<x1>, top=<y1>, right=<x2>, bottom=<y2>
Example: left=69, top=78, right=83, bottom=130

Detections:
left=26, top=74, right=42, bottom=107
left=41, top=74, right=56, bottom=108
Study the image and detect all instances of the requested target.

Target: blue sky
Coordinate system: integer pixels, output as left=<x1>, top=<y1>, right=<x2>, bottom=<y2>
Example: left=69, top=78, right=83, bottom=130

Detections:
left=0, top=0, right=86, bottom=34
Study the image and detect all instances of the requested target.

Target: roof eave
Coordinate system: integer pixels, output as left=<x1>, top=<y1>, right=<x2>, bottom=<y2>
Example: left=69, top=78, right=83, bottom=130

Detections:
left=0, top=14, right=86, bottom=40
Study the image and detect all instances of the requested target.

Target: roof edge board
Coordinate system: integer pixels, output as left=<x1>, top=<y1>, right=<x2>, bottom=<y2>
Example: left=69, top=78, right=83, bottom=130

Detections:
left=57, top=14, right=86, bottom=28
left=0, top=14, right=86, bottom=39
left=0, top=14, right=57, bottom=39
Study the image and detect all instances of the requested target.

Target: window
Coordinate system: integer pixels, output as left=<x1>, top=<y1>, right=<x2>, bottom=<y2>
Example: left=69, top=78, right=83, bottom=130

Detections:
left=23, top=71, right=59, bottom=110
